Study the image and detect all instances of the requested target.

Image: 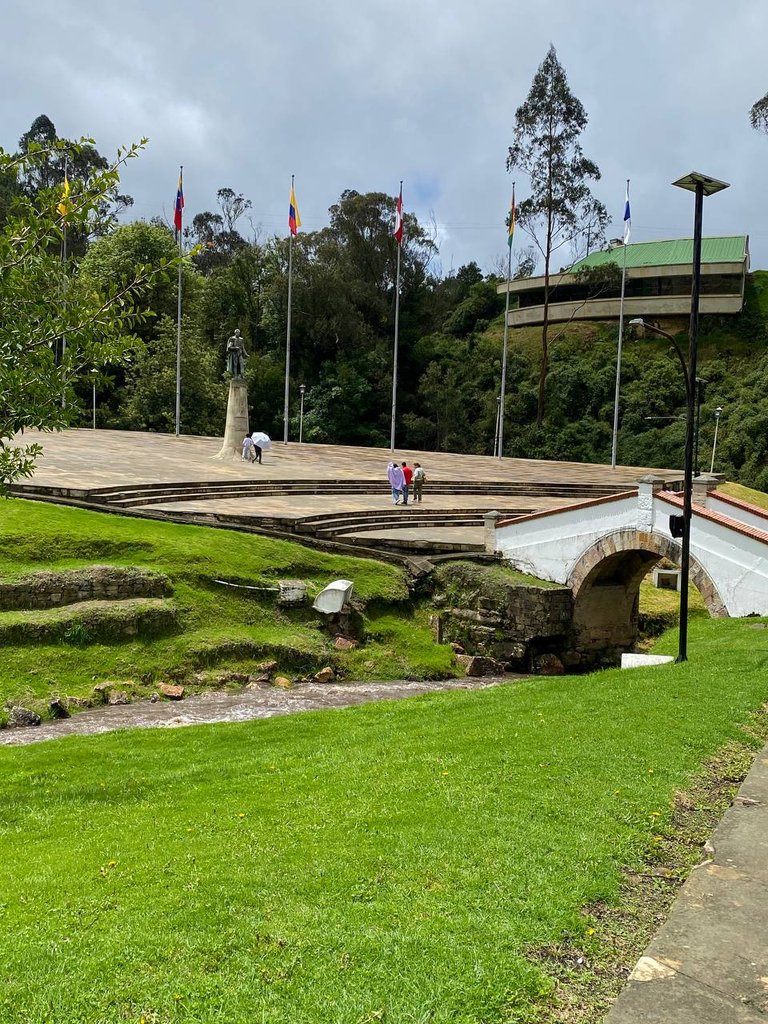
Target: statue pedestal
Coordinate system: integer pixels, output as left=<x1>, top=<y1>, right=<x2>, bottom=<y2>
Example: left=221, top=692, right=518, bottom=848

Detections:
left=213, top=378, right=249, bottom=460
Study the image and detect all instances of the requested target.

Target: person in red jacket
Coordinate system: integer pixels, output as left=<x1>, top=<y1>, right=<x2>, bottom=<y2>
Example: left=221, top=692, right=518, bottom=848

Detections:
left=401, top=462, right=413, bottom=505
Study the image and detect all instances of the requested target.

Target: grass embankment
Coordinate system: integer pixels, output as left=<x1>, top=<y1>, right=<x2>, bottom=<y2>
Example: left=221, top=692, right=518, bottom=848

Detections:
left=0, top=498, right=456, bottom=716
left=0, top=614, right=767, bottom=1023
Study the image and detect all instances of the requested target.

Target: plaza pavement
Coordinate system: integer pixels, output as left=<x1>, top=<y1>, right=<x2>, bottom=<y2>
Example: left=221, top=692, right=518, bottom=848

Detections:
left=20, top=427, right=674, bottom=492
left=14, top=428, right=677, bottom=549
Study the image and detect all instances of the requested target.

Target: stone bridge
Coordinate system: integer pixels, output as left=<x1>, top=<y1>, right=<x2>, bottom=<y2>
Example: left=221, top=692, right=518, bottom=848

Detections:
left=487, top=475, right=768, bottom=655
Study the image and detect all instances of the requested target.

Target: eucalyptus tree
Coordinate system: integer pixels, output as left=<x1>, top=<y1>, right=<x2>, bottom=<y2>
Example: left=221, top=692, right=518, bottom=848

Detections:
left=507, top=45, right=608, bottom=424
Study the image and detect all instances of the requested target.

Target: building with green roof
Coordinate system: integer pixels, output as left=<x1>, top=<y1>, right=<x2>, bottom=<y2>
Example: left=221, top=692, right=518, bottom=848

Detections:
left=498, top=235, right=749, bottom=328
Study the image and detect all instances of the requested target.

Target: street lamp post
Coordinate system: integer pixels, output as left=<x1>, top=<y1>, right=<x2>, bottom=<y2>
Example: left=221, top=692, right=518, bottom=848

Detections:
left=627, top=167, right=729, bottom=663
left=91, top=369, right=98, bottom=430
left=299, top=384, right=306, bottom=444
left=671, top=171, right=729, bottom=662
left=710, top=405, right=723, bottom=473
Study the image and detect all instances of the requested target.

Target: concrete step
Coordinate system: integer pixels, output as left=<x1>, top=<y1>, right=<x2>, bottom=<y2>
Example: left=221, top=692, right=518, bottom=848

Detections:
left=91, top=479, right=628, bottom=508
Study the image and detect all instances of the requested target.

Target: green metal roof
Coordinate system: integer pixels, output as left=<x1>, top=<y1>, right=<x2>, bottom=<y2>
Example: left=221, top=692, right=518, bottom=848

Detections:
left=570, top=236, right=747, bottom=272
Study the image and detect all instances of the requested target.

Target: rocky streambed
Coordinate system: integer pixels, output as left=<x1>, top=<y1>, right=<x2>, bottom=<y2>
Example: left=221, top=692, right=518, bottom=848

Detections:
left=0, top=676, right=522, bottom=746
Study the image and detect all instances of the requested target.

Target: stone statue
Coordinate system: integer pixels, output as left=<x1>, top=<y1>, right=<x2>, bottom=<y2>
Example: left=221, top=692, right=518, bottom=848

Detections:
left=225, top=328, right=247, bottom=379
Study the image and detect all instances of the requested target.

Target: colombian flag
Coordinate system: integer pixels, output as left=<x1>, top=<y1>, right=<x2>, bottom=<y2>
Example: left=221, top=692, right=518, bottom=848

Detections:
left=174, top=168, right=184, bottom=240
left=507, top=184, right=516, bottom=248
left=289, top=183, right=301, bottom=236
left=57, top=173, right=71, bottom=219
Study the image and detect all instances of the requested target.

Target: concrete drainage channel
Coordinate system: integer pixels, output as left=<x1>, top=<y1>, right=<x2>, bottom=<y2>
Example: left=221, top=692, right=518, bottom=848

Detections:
left=0, top=676, right=520, bottom=746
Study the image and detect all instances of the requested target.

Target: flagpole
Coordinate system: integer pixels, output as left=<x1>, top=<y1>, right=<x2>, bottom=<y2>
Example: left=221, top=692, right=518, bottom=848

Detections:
left=284, top=175, right=295, bottom=445
left=498, top=183, right=515, bottom=459
left=175, top=165, right=183, bottom=437
left=390, top=181, right=403, bottom=452
left=61, top=156, right=68, bottom=409
left=611, top=178, right=630, bottom=470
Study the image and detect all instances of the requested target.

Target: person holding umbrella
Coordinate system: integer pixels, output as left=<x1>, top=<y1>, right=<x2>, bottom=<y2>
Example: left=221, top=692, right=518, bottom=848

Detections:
left=251, top=431, right=271, bottom=465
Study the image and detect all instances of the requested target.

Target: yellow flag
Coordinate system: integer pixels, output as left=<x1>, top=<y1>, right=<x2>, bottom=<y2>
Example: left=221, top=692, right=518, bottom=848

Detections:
left=57, top=174, right=71, bottom=218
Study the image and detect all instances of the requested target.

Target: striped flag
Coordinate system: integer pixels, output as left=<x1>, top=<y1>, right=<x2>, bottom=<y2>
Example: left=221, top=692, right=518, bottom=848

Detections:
left=57, top=171, right=71, bottom=220
left=623, top=181, right=631, bottom=244
left=507, top=184, right=516, bottom=247
left=393, top=183, right=403, bottom=245
left=289, top=183, right=301, bottom=236
left=174, top=168, right=184, bottom=241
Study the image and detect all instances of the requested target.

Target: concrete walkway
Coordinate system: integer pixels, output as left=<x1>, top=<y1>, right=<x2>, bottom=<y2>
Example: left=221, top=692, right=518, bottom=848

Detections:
left=606, top=744, right=768, bottom=1023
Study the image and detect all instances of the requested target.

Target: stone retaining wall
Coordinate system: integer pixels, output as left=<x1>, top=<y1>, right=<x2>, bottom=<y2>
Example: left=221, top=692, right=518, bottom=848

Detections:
left=430, top=562, right=580, bottom=673
left=0, top=566, right=172, bottom=611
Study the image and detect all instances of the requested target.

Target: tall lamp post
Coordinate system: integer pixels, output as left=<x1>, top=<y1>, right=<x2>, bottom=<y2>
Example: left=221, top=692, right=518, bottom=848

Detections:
left=671, top=172, right=729, bottom=661
left=91, top=369, right=98, bottom=430
left=299, top=383, right=306, bottom=444
left=627, top=168, right=729, bottom=663
left=710, top=406, right=723, bottom=473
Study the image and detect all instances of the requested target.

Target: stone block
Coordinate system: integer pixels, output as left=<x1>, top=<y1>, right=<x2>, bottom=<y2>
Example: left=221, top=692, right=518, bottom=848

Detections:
left=313, top=667, right=336, bottom=684
left=48, top=698, right=70, bottom=719
left=334, top=636, right=358, bottom=650
left=107, top=691, right=130, bottom=706
left=7, top=706, right=41, bottom=728
left=532, top=653, right=565, bottom=675
left=456, top=654, right=503, bottom=677
left=273, top=676, right=293, bottom=689
left=159, top=683, right=185, bottom=700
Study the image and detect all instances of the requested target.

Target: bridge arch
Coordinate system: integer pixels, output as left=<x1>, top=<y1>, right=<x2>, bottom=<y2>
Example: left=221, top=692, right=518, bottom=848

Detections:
left=566, top=529, right=727, bottom=654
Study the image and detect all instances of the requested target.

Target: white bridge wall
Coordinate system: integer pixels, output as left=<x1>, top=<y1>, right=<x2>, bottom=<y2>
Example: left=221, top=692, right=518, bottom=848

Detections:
left=495, top=487, right=768, bottom=618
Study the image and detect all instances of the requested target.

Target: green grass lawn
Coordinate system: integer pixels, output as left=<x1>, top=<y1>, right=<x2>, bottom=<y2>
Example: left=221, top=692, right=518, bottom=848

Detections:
left=0, top=499, right=456, bottom=714
left=1, top=614, right=767, bottom=1023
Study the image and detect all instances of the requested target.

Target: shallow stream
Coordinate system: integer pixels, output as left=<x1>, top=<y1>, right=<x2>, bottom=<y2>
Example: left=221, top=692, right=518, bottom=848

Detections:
left=0, top=676, right=519, bottom=747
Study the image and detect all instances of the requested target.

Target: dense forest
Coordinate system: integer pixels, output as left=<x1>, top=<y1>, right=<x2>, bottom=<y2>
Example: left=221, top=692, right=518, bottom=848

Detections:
left=5, top=115, right=768, bottom=491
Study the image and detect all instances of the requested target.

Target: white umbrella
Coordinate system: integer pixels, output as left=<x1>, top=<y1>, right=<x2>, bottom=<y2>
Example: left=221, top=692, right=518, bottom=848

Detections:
left=251, top=431, right=272, bottom=450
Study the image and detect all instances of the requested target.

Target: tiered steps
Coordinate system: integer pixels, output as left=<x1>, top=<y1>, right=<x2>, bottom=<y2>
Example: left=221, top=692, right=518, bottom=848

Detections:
left=78, top=478, right=630, bottom=508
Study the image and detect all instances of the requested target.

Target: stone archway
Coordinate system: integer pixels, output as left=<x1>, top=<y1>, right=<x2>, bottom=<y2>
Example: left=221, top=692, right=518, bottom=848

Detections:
left=566, top=528, right=727, bottom=655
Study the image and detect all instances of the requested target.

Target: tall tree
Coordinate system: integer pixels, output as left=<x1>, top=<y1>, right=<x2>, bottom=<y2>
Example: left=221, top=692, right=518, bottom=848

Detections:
left=17, top=115, right=133, bottom=254
left=507, top=45, right=608, bottom=424
left=0, top=138, right=161, bottom=488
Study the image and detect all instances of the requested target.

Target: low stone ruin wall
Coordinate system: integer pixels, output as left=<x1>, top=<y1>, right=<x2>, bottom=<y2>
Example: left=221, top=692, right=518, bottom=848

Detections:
left=0, top=566, right=172, bottom=611
left=430, top=562, right=587, bottom=674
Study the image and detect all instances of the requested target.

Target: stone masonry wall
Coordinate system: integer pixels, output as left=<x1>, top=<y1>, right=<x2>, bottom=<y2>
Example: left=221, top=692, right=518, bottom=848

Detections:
left=0, top=566, right=172, bottom=611
left=431, top=563, right=578, bottom=673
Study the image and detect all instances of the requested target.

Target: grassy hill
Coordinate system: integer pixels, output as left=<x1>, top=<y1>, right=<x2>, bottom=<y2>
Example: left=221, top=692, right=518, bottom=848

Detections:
left=0, top=498, right=457, bottom=721
left=0, top=614, right=766, bottom=1022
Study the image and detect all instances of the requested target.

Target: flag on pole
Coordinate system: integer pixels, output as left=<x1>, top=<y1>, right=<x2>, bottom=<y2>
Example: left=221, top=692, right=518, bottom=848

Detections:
left=288, top=183, right=301, bottom=236
left=174, top=168, right=184, bottom=241
left=394, top=183, right=403, bottom=245
left=57, top=172, right=71, bottom=219
left=623, top=181, right=631, bottom=244
left=506, top=184, right=516, bottom=247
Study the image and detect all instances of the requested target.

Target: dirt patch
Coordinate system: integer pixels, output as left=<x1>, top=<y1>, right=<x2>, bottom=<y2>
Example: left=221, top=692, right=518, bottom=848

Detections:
left=526, top=706, right=768, bottom=1022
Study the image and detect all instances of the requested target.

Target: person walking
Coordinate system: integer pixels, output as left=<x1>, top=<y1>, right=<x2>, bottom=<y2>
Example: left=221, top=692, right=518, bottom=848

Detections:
left=387, top=461, right=405, bottom=505
left=242, top=434, right=256, bottom=462
left=412, top=462, right=426, bottom=502
left=401, top=461, right=413, bottom=505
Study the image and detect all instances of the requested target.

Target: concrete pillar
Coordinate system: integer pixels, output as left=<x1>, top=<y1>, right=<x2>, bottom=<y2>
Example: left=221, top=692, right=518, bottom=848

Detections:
left=692, top=472, right=719, bottom=508
left=483, top=510, right=500, bottom=554
left=213, top=379, right=249, bottom=460
left=636, top=475, right=667, bottom=533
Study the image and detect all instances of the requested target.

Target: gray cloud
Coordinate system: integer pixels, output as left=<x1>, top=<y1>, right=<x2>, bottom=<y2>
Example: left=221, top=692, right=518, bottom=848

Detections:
left=3, top=0, right=767, bottom=273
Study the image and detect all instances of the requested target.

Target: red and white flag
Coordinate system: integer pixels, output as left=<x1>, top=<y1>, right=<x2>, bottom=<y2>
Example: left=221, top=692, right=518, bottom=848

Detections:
left=394, top=183, right=403, bottom=245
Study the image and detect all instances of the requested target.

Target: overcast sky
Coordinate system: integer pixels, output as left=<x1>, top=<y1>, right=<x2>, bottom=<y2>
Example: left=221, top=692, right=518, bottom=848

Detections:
left=3, top=0, right=767, bottom=275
